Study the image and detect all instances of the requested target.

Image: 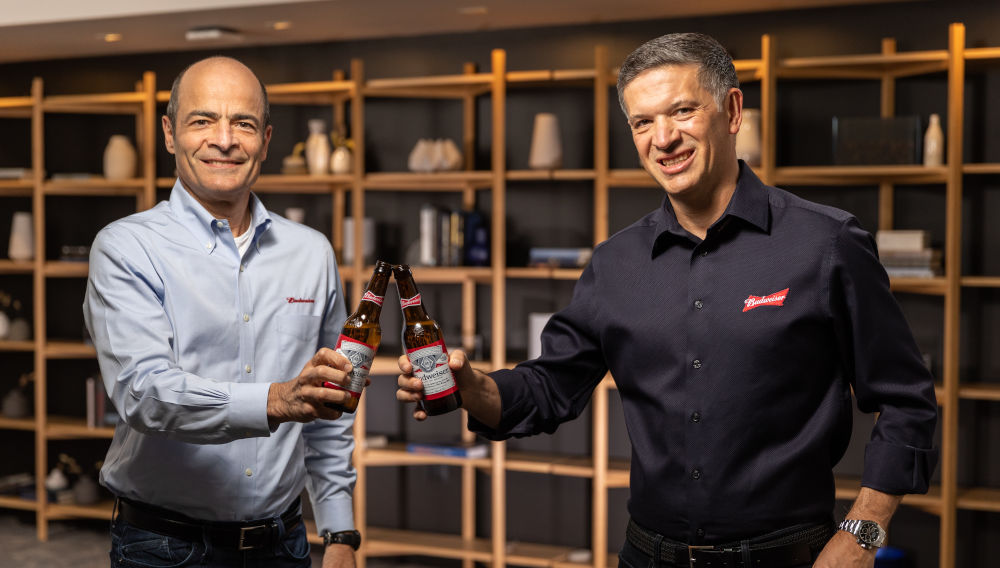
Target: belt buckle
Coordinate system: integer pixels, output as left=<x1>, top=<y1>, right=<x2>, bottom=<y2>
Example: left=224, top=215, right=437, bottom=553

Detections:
left=687, top=545, right=713, bottom=567
left=238, top=524, right=268, bottom=551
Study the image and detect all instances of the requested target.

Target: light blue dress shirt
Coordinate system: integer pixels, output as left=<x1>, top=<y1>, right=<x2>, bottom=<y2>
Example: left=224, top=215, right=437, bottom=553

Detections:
left=83, top=181, right=354, bottom=534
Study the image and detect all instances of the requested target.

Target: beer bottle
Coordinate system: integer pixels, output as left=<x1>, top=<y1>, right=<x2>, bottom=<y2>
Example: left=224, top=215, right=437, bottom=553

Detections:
left=324, top=260, right=391, bottom=413
left=393, top=264, right=462, bottom=416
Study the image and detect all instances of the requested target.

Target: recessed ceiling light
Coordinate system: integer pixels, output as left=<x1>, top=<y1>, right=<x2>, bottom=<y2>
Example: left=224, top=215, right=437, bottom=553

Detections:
left=271, top=21, right=293, bottom=31
left=459, top=6, right=488, bottom=16
left=103, top=33, right=123, bottom=43
left=185, top=26, right=243, bottom=42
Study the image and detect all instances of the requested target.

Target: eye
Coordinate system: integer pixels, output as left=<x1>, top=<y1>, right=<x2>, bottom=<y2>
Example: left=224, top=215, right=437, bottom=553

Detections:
left=191, top=119, right=210, bottom=126
left=630, top=118, right=651, bottom=131
left=236, top=121, right=256, bottom=130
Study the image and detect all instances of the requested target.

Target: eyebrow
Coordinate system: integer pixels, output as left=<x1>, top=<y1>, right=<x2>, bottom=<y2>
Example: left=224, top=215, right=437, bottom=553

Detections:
left=185, top=110, right=260, bottom=126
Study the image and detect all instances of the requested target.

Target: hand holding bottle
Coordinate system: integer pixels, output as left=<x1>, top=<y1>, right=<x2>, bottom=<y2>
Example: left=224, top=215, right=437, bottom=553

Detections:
left=267, top=347, right=354, bottom=428
left=396, top=348, right=501, bottom=426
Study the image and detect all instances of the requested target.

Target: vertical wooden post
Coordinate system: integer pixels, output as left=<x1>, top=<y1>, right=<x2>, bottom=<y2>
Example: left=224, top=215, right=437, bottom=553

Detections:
left=759, top=34, right=777, bottom=186
left=490, top=48, right=507, bottom=568
left=30, top=76, right=48, bottom=542
left=593, top=45, right=610, bottom=244
left=878, top=38, right=897, bottom=231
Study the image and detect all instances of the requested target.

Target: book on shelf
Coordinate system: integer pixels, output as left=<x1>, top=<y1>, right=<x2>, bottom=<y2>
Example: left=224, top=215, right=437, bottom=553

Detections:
left=417, top=205, right=487, bottom=267
left=876, top=229, right=930, bottom=253
left=85, top=375, right=120, bottom=428
left=405, top=440, right=490, bottom=459
left=528, top=247, right=593, bottom=268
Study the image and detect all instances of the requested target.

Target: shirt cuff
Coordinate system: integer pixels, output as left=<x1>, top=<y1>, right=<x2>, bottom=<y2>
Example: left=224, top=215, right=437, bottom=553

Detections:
left=861, top=440, right=939, bottom=495
left=466, top=369, right=530, bottom=441
left=228, top=382, right=274, bottom=437
left=312, top=495, right=355, bottom=534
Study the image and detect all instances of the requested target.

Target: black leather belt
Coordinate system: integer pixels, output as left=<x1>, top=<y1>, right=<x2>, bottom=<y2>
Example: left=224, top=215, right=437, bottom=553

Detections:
left=626, top=518, right=832, bottom=568
left=115, top=497, right=303, bottom=551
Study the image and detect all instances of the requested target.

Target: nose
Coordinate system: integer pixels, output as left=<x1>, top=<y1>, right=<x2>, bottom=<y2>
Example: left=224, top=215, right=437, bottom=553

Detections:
left=651, top=116, right=680, bottom=151
left=208, top=122, right=237, bottom=151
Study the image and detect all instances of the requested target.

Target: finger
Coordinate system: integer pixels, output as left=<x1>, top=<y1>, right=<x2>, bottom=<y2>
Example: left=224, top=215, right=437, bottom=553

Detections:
left=412, top=407, right=428, bottom=421
left=397, top=354, right=412, bottom=374
left=449, top=348, right=469, bottom=370
left=395, top=383, right=424, bottom=403
left=314, top=347, right=351, bottom=371
left=396, top=374, right=424, bottom=393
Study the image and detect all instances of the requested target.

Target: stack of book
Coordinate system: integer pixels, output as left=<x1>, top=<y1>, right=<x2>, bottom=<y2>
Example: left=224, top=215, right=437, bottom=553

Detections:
left=876, top=230, right=942, bottom=278
left=405, top=440, right=489, bottom=458
left=85, top=376, right=121, bottom=428
left=418, top=205, right=489, bottom=267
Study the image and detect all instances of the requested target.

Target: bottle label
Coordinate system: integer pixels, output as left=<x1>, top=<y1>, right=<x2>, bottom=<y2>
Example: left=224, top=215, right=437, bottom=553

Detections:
left=331, top=335, right=376, bottom=397
left=400, top=294, right=421, bottom=309
left=362, top=291, right=384, bottom=306
left=406, top=340, right=458, bottom=400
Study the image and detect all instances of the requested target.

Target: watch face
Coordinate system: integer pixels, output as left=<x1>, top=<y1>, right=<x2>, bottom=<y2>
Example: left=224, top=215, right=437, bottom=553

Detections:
left=858, top=521, right=883, bottom=545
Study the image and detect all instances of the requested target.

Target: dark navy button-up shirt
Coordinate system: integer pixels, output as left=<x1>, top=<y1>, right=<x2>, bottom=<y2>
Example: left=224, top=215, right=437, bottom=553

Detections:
left=470, top=162, right=938, bottom=544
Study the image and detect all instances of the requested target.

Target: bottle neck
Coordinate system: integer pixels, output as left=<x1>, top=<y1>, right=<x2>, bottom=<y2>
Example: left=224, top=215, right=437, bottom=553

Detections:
left=395, top=270, right=431, bottom=321
left=356, top=265, right=391, bottom=317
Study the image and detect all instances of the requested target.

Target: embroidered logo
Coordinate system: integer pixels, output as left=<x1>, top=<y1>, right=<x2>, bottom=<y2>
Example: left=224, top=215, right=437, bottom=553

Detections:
left=742, top=288, right=789, bottom=312
left=286, top=297, right=315, bottom=304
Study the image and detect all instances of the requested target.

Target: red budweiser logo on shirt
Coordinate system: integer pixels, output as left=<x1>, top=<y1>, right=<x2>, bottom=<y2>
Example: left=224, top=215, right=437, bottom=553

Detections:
left=742, top=288, right=789, bottom=312
left=286, top=297, right=315, bottom=304
left=400, top=294, right=421, bottom=309
left=362, top=291, right=384, bottom=306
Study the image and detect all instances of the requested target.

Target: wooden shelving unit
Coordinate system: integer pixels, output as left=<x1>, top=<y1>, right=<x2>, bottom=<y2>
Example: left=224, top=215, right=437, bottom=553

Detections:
left=1, top=22, right=997, bottom=568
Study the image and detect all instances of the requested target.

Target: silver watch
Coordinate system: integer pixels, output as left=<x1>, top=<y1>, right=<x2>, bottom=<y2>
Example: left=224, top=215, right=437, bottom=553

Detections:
left=838, top=519, right=886, bottom=550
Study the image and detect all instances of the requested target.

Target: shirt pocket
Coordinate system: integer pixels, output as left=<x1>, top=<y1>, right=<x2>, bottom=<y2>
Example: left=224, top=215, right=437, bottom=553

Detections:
left=277, top=315, right=322, bottom=363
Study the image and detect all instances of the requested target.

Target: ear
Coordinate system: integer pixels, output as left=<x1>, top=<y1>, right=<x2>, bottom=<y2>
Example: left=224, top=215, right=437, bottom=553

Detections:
left=261, top=124, right=273, bottom=161
left=162, top=115, right=176, bottom=155
left=726, top=88, right=744, bottom=135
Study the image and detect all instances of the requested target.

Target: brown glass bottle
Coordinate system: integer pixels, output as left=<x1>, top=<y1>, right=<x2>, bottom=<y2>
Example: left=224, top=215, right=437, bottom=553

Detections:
left=324, top=260, right=391, bottom=413
left=393, top=264, right=462, bottom=416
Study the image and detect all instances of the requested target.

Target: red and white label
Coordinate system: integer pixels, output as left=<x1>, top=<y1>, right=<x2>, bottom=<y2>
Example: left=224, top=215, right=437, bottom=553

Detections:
left=406, top=339, right=458, bottom=400
left=362, top=291, right=384, bottom=306
left=742, top=288, right=789, bottom=312
left=400, top=294, right=421, bottom=309
left=326, top=335, right=376, bottom=397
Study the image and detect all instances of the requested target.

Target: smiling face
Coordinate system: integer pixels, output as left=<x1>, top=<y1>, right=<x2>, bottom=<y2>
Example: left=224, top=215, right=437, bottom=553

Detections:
left=162, top=58, right=271, bottom=214
left=622, top=64, right=741, bottom=206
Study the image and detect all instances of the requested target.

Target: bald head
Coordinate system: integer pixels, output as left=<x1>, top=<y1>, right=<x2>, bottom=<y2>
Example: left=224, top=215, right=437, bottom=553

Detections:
left=165, top=56, right=270, bottom=132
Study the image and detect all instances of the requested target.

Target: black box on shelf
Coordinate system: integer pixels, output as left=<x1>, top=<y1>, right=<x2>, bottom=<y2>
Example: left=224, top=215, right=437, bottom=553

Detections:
left=832, top=116, right=922, bottom=165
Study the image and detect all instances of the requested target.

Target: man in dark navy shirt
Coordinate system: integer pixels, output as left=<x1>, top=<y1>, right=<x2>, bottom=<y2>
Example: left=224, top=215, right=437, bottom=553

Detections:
left=397, top=33, right=937, bottom=568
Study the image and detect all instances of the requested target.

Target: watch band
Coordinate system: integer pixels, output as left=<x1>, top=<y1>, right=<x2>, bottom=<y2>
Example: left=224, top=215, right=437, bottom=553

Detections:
left=323, top=529, right=362, bottom=550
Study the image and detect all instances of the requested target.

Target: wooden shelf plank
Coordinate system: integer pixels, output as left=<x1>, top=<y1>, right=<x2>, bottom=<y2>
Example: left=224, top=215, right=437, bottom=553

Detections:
left=46, top=500, right=115, bottom=521
left=44, top=341, right=96, bottom=359
left=0, top=259, right=35, bottom=274
left=773, top=165, right=948, bottom=186
left=963, top=163, right=1000, bottom=175
left=964, top=47, right=1000, bottom=62
left=364, top=526, right=493, bottom=561
left=889, top=277, right=948, bottom=295
left=0, top=179, right=34, bottom=195
left=254, top=174, right=354, bottom=192
left=44, top=261, right=89, bottom=278
left=0, top=494, right=38, bottom=512
left=363, top=443, right=491, bottom=468
left=607, top=169, right=657, bottom=187
left=364, top=171, right=493, bottom=190
left=957, top=487, right=1000, bottom=512
left=506, top=266, right=584, bottom=280
left=43, top=91, right=147, bottom=114
left=365, top=73, right=492, bottom=98
left=506, top=169, right=596, bottom=181
left=44, top=178, right=145, bottom=196
left=778, top=50, right=949, bottom=78
left=0, top=416, right=36, bottom=431
left=961, top=276, right=1000, bottom=288
left=835, top=476, right=942, bottom=510
left=45, top=416, right=115, bottom=439
left=958, top=382, right=1000, bottom=402
left=0, top=340, right=34, bottom=352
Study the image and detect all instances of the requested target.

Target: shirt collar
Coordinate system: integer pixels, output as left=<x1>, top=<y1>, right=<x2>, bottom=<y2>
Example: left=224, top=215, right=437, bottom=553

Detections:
left=651, top=160, right=771, bottom=257
left=168, top=179, right=272, bottom=255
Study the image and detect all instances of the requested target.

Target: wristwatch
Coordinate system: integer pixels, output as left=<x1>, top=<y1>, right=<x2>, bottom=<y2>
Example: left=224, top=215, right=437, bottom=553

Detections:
left=322, top=529, right=362, bottom=550
left=837, top=519, right=886, bottom=550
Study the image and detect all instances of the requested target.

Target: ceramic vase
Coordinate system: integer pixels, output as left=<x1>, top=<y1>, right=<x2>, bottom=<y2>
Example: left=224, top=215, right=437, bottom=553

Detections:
left=924, top=113, right=944, bottom=167
left=343, top=217, right=375, bottom=264
left=8, top=211, right=34, bottom=260
left=72, top=475, right=100, bottom=505
left=439, top=139, right=463, bottom=171
left=735, top=108, right=762, bottom=167
left=305, top=119, right=330, bottom=176
left=103, top=135, right=137, bottom=180
left=284, top=207, right=305, bottom=224
left=1, top=388, right=29, bottom=418
left=330, top=146, right=352, bottom=174
left=528, top=113, right=562, bottom=169
left=408, top=139, right=435, bottom=172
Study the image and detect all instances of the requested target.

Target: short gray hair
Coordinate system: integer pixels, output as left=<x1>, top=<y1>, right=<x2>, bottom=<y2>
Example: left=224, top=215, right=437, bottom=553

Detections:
left=165, top=56, right=270, bottom=131
left=616, top=32, right=739, bottom=116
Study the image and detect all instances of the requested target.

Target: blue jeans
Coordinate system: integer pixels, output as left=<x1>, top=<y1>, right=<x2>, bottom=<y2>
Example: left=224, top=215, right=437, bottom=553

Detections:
left=110, top=514, right=312, bottom=568
left=617, top=538, right=813, bottom=568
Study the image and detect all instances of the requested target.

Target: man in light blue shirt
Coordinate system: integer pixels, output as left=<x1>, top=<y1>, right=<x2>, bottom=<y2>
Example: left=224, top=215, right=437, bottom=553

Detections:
left=84, top=56, right=359, bottom=567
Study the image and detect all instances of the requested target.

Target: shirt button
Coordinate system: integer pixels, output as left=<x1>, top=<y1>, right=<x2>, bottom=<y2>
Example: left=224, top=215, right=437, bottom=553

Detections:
left=205, top=243, right=212, bottom=249
left=692, top=359, right=702, bottom=369
left=691, top=411, right=702, bottom=423
left=694, top=300, right=703, bottom=309
left=245, top=364, right=252, bottom=373
left=216, top=221, right=225, bottom=229
left=245, top=468, right=253, bottom=476
left=701, top=250, right=708, bottom=257
left=243, top=313, right=250, bottom=322
left=691, top=468, right=702, bottom=480
left=240, top=264, right=246, bottom=272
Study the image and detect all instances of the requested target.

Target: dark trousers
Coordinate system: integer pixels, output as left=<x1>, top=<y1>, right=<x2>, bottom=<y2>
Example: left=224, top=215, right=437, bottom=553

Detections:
left=109, top=508, right=311, bottom=568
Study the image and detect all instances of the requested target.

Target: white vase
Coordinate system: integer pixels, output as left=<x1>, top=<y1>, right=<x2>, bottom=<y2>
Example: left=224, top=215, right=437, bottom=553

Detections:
left=284, top=207, right=305, bottom=224
left=1, top=388, right=29, bottom=418
left=924, top=113, right=944, bottom=167
left=8, top=211, right=34, bottom=260
left=735, top=108, right=762, bottom=167
left=440, top=139, right=463, bottom=171
left=528, top=113, right=562, bottom=169
left=330, top=146, right=352, bottom=174
left=342, top=217, right=375, bottom=264
left=103, top=135, right=137, bottom=180
left=305, top=119, right=330, bottom=176
left=408, top=139, right=435, bottom=173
